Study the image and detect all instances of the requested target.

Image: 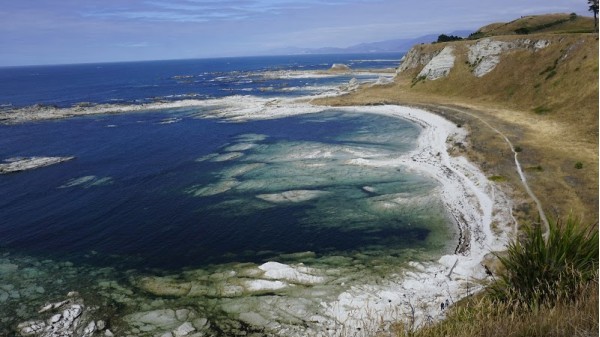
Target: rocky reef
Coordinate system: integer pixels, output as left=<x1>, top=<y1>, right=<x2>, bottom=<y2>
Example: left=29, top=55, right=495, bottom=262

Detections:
left=0, top=156, right=74, bottom=174
left=17, top=292, right=111, bottom=337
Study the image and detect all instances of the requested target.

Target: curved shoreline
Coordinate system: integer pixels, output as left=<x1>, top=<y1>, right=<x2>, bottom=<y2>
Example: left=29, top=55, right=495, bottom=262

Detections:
left=317, top=105, right=514, bottom=335
left=5, top=96, right=515, bottom=336
left=150, top=99, right=515, bottom=335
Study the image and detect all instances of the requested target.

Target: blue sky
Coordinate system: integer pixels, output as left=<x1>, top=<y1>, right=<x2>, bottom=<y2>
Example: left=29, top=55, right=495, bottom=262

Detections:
left=0, top=0, right=588, bottom=66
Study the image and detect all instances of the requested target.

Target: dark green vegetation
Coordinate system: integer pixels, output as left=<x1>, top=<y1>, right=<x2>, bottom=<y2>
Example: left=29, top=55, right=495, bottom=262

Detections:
left=436, top=34, right=464, bottom=43
left=491, top=218, right=598, bottom=307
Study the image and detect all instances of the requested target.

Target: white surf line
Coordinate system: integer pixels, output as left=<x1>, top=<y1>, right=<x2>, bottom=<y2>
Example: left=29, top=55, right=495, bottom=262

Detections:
left=435, top=105, right=550, bottom=235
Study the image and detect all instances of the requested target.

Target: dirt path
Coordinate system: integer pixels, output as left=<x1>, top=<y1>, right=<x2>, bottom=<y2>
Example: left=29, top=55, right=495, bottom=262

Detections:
left=428, top=105, right=550, bottom=234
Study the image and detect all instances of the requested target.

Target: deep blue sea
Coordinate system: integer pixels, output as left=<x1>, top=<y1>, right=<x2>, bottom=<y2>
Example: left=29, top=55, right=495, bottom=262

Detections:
left=0, top=54, right=402, bottom=109
left=0, top=54, right=457, bottom=335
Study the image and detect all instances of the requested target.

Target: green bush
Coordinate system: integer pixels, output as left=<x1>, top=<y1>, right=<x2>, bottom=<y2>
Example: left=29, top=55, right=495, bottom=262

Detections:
left=575, top=161, right=583, bottom=169
left=514, top=146, right=523, bottom=152
left=491, top=218, right=599, bottom=308
left=437, top=34, right=464, bottom=43
left=545, top=70, right=557, bottom=80
left=515, top=27, right=530, bottom=35
left=533, top=106, right=551, bottom=114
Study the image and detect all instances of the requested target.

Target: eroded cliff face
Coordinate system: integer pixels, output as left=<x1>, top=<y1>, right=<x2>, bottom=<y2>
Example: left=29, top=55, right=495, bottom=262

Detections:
left=396, top=45, right=440, bottom=73
left=397, top=37, right=551, bottom=79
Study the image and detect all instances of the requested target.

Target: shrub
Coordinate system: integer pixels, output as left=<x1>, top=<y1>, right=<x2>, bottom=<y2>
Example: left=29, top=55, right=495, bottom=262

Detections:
left=515, top=27, right=530, bottom=34
left=545, top=70, right=557, bottom=80
left=490, top=218, right=599, bottom=308
left=514, top=146, right=522, bottom=152
left=468, top=31, right=485, bottom=40
left=575, top=161, right=583, bottom=169
left=437, top=34, right=463, bottom=43
left=533, top=106, right=551, bottom=115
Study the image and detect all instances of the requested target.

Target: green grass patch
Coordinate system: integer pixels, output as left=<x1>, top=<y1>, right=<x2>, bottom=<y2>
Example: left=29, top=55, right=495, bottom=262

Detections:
left=532, top=106, right=551, bottom=114
left=545, top=70, right=557, bottom=80
left=411, top=75, right=427, bottom=88
left=525, top=165, right=544, bottom=172
left=488, top=175, right=507, bottom=182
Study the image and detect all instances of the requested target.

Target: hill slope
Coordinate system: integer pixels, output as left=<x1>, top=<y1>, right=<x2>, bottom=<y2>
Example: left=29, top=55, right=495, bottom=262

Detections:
left=470, top=13, right=596, bottom=37
left=316, top=15, right=599, bottom=223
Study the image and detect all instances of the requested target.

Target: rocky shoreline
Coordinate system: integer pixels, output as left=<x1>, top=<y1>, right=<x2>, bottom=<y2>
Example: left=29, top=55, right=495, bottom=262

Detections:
left=7, top=101, right=513, bottom=337
left=3, top=78, right=515, bottom=336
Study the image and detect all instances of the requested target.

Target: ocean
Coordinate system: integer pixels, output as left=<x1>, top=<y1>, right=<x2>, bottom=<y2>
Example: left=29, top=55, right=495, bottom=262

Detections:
left=0, top=54, right=457, bottom=336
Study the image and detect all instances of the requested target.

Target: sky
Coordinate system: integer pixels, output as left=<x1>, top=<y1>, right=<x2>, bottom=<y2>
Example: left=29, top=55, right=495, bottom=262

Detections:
left=0, top=0, right=589, bottom=66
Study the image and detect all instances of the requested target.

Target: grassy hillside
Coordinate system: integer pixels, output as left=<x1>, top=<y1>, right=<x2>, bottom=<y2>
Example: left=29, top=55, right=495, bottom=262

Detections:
left=317, top=30, right=599, bottom=224
left=471, top=13, right=596, bottom=37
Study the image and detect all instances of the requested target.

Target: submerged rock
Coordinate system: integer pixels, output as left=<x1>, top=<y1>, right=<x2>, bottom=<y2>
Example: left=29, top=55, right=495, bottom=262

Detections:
left=0, top=156, right=74, bottom=174
left=124, top=308, right=209, bottom=337
left=256, top=190, right=328, bottom=203
left=258, top=262, right=326, bottom=285
left=59, top=175, right=113, bottom=188
left=186, top=179, right=240, bottom=197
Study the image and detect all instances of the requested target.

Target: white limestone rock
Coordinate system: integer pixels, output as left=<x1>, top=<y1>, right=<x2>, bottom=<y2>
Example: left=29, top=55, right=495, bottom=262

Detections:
left=18, top=299, right=88, bottom=337
left=340, top=77, right=360, bottom=91
left=397, top=47, right=440, bottom=73
left=0, top=156, right=74, bottom=174
left=125, top=309, right=179, bottom=329
left=329, top=63, right=351, bottom=72
left=468, top=38, right=551, bottom=77
left=173, top=322, right=196, bottom=337
left=242, top=279, right=289, bottom=292
left=417, top=46, right=456, bottom=80
left=467, top=38, right=511, bottom=77
left=258, top=262, right=326, bottom=285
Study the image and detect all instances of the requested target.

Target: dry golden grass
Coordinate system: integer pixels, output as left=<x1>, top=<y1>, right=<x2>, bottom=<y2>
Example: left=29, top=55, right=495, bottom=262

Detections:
left=390, top=279, right=598, bottom=337
left=476, top=13, right=596, bottom=36
left=314, top=33, right=599, bottom=224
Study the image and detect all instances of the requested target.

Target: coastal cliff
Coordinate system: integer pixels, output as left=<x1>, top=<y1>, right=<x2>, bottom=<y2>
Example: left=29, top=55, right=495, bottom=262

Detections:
left=316, top=16, right=599, bottom=223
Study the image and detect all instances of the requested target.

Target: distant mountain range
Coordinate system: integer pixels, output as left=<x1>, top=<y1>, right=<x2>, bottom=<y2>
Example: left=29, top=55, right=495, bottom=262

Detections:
left=268, top=30, right=473, bottom=55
